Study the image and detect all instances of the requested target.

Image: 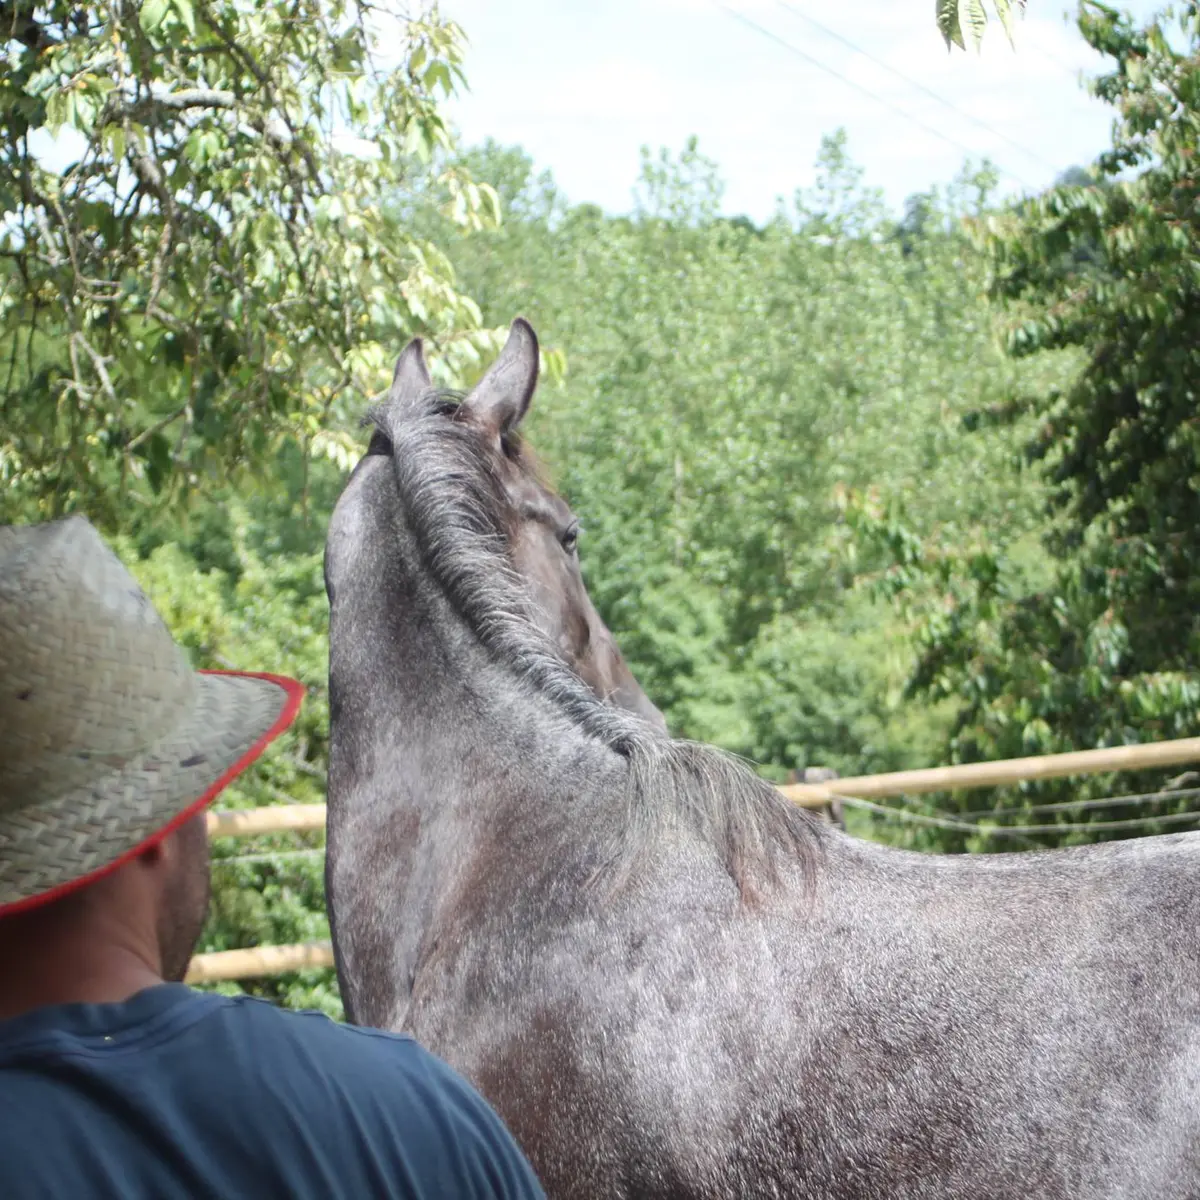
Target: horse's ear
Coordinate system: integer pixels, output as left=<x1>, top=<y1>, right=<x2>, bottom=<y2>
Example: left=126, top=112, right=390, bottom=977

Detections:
left=462, top=318, right=539, bottom=437
left=389, top=337, right=432, bottom=402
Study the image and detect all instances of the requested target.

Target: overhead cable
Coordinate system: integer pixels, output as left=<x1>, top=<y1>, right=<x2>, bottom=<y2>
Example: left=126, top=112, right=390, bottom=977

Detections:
left=715, top=3, right=1037, bottom=192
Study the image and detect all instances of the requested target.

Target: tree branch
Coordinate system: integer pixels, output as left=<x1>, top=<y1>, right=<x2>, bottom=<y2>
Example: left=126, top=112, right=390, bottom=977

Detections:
left=127, top=403, right=189, bottom=451
left=106, top=88, right=237, bottom=123
left=70, top=331, right=117, bottom=405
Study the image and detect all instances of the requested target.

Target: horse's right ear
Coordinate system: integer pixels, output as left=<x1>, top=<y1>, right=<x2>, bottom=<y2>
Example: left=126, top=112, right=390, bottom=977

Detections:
left=389, top=337, right=432, bottom=403
left=461, top=318, right=539, bottom=439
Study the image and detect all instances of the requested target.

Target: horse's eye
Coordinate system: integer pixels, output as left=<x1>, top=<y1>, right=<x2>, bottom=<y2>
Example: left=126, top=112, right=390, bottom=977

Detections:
left=560, top=522, right=580, bottom=554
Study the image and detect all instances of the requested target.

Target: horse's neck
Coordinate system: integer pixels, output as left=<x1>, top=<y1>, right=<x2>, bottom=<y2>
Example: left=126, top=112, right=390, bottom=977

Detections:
left=327, top=564, right=619, bottom=1029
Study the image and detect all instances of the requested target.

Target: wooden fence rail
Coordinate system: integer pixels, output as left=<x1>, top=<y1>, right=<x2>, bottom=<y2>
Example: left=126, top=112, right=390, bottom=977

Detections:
left=777, top=736, right=1200, bottom=806
left=207, top=804, right=327, bottom=838
left=185, top=942, right=336, bottom=984
left=203, top=736, right=1200, bottom=839
left=190, top=735, right=1200, bottom=983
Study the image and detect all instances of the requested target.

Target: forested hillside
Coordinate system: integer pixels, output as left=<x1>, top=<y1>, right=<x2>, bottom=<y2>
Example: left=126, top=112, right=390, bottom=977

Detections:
left=3, top=0, right=1197, bottom=1016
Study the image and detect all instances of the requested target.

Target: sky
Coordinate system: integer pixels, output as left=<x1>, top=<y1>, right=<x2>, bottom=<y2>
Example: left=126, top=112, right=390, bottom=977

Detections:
left=438, top=0, right=1164, bottom=222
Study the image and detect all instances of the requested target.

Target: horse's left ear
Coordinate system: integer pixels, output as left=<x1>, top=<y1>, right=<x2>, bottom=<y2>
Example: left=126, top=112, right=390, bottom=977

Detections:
left=389, top=336, right=432, bottom=403
left=462, top=318, right=539, bottom=437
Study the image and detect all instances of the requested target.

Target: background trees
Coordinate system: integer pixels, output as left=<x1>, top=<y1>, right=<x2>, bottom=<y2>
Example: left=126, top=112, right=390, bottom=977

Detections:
left=851, top=0, right=1200, bottom=846
left=0, top=0, right=501, bottom=1015
left=426, top=133, right=1071, bottom=781
left=0, top=0, right=499, bottom=527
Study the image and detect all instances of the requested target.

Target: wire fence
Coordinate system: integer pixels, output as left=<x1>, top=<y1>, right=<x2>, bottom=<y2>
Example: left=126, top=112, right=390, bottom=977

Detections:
left=839, top=790, right=1200, bottom=840
left=949, top=783, right=1200, bottom=821
left=206, top=784, right=1200, bottom=868
left=212, top=847, right=326, bottom=869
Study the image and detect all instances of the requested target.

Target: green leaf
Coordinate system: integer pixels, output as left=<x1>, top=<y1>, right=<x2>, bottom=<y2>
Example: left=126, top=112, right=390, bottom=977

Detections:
left=961, top=0, right=988, bottom=52
left=170, top=0, right=197, bottom=36
left=403, top=118, right=433, bottom=162
left=139, top=0, right=170, bottom=35
left=938, top=0, right=1027, bottom=51
left=937, top=0, right=965, bottom=51
left=992, top=0, right=1017, bottom=45
left=423, top=61, right=453, bottom=97
left=44, top=90, right=68, bottom=135
left=141, top=432, right=173, bottom=494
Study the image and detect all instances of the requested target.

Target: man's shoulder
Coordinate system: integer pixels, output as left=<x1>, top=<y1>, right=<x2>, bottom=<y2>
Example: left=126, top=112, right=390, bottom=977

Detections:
left=211, top=990, right=455, bottom=1087
left=219, top=990, right=415, bottom=1051
left=201, top=992, right=545, bottom=1196
left=0, top=986, right=545, bottom=1197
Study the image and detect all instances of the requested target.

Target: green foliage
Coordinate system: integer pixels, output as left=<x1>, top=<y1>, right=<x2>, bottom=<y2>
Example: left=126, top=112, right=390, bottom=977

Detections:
left=0, top=0, right=502, bottom=528
left=116, top=494, right=342, bottom=1017
left=93, top=124, right=1071, bottom=1013
left=427, top=132, right=1070, bottom=782
left=937, top=0, right=1025, bottom=51
left=859, top=1, right=1200, bottom=846
left=106, top=125, right=1058, bottom=1014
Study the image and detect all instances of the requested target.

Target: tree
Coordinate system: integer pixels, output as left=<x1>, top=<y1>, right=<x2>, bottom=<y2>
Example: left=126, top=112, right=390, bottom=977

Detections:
left=860, top=0, right=1200, bottom=846
left=0, top=0, right=500, bottom=527
left=0, top=0, right=518, bottom=1017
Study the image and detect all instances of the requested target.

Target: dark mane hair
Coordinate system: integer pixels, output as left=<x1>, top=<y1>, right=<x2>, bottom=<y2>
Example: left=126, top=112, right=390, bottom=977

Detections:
left=368, top=388, right=822, bottom=899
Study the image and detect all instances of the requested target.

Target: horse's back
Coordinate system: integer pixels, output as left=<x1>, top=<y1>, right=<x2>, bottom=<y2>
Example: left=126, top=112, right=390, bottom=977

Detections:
left=406, top=828, right=1200, bottom=1198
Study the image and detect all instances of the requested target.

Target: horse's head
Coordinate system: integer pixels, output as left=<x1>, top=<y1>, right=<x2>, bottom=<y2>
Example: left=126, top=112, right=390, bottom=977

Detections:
left=381, top=319, right=666, bottom=732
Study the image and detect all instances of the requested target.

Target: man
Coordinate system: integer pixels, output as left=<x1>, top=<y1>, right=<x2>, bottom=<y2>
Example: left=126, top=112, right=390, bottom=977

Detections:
left=0, top=516, right=546, bottom=1199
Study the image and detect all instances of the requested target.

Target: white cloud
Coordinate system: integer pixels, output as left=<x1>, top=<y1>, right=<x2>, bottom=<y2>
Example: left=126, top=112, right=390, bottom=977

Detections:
left=538, top=58, right=676, bottom=122
left=332, top=132, right=383, bottom=160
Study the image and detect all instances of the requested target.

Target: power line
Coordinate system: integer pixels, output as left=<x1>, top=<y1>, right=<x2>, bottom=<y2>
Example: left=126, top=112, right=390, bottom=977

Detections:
left=773, top=0, right=1061, bottom=175
left=1024, top=28, right=1088, bottom=82
left=841, top=796, right=1006, bottom=833
left=715, top=3, right=1037, bottom=192
left=973, top=808, right=1200, bottom=839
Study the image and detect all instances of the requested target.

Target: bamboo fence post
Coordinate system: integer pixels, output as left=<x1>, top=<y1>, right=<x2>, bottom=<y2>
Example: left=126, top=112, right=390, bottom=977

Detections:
left=185, top=941, right=336, bottom=984
left=778, top=737, right=1200, bottom=805
left=206, top=804, right=327, bottom=837
left=204, top=738, right=1200, bottom=836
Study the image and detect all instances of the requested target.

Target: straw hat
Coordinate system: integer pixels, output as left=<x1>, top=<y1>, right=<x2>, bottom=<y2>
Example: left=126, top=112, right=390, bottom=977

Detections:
left=0, top=516, right=304, bottom=917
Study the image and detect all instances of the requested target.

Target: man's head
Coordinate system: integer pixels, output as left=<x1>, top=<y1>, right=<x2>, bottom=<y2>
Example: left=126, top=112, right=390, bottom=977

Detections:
left=0, top=517, right=302, bottom=1010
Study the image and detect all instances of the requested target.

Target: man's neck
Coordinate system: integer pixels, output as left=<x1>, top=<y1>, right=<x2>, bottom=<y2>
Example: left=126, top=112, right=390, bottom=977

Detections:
left=0, top=906, right=164, bottom=1023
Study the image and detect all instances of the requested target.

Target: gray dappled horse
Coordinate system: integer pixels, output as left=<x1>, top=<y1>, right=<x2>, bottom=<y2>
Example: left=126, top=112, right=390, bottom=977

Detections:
left=324, top=319, right=1200, bottom=1199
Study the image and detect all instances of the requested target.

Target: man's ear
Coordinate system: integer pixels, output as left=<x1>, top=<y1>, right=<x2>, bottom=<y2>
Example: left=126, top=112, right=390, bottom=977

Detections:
left=137, top=840, right=166, bottom=867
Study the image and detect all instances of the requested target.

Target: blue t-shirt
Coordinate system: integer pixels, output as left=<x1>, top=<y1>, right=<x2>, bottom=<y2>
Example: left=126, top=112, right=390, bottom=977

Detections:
left=0, top=983, right=545, bottom=1199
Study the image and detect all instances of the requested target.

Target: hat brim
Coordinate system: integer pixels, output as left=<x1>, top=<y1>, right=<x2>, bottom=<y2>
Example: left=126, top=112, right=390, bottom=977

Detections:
left=0, top=670, right=304, bottom=917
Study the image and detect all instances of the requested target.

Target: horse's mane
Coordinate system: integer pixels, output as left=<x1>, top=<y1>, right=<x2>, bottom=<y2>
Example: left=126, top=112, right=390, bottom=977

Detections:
left=368, top=388, right=822, bottom=900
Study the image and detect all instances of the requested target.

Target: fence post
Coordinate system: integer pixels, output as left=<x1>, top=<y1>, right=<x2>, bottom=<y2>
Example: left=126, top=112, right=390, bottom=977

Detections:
left=788, top=767, right=844, bottom=829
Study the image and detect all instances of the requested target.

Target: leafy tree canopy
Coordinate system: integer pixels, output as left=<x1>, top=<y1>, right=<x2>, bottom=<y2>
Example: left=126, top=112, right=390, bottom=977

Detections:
left=856, top=0, right=1200, bottom=846
left=0, top=0, right=504, bottom=527
left=427, top=132, right=1071, bottom=781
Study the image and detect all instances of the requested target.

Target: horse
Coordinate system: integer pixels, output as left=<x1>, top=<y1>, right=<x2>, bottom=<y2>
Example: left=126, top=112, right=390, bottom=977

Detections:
left=324, top=318, right=1200, bottom=1199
